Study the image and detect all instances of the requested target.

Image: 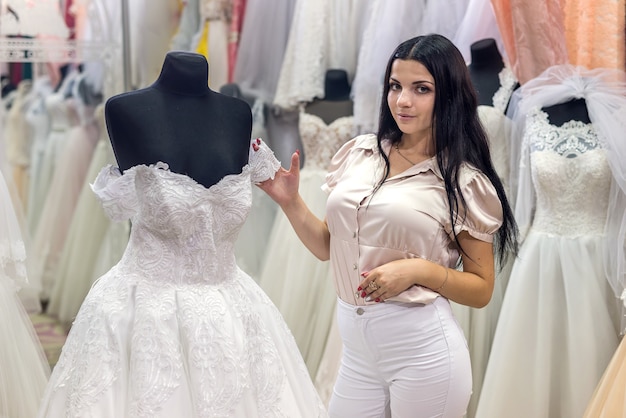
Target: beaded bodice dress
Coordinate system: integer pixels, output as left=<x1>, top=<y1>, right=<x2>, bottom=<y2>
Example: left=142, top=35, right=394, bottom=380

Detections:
left=299, top=112, right=354, bottom=171
left=526, top=107, right=610, bottom=236
left=476, top=107, right=619, bottom=418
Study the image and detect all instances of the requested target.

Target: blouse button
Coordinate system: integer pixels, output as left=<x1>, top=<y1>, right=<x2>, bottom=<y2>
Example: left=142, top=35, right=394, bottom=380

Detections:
left=352, top=263, right=357, bottom=270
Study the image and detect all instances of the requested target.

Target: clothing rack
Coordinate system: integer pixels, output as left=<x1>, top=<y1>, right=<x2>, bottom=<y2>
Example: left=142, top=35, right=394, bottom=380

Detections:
left=0, top=0, right=128, bottom=92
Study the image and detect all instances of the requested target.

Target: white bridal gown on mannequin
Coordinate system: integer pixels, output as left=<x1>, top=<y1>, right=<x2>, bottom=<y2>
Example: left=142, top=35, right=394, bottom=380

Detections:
left=37, top=139, right=327, bottom=418
left=476, top=106, right=620, bottom=418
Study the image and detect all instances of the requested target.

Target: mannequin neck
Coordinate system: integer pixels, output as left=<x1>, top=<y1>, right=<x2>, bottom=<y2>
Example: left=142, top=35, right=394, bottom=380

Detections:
left=469, top=38, right=504, bottom=71
left=323, top=69, right=351, bottom=101
left=152, top=51, right=211, bottom=96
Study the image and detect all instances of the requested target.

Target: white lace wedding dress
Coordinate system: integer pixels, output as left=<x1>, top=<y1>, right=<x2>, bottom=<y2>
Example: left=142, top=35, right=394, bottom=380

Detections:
left=37, top=139, right=328, bottom=418
left=475, top=107, right=620, bottom=418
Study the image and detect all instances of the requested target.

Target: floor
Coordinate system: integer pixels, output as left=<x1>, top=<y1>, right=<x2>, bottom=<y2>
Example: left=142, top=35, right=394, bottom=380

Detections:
left=30, top=313, right=68, bottom=368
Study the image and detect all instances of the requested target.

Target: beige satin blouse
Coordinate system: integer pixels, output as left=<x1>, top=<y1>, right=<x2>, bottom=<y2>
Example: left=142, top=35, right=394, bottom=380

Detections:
left=322, top=134, right=503, bottom=306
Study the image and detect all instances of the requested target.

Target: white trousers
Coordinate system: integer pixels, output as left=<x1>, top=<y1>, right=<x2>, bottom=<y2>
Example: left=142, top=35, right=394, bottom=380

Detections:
left=329, top=297, right=472, bottom=418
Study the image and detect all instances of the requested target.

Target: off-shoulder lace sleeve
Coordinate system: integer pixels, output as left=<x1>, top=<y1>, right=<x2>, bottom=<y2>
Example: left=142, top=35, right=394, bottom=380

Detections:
left=451, top=166, right=503, bottom=243
left=90, top=164, right=139, bottom=222
left=248, top=138, right=281, bottom=183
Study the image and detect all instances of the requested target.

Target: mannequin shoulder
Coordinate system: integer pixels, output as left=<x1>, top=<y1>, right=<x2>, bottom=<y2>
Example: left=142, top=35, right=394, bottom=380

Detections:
left=105, top=88, right=157, bottom=111
left=215, top=93, right=252, bottom=117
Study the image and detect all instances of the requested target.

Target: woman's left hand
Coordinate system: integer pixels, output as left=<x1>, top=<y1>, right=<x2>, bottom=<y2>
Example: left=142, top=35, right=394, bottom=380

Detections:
left=357, top=259, right=422, bottom=303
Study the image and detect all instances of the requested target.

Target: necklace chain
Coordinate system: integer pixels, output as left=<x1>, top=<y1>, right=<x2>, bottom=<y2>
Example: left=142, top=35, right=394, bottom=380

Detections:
left=394, top=143, right=417, bottom=165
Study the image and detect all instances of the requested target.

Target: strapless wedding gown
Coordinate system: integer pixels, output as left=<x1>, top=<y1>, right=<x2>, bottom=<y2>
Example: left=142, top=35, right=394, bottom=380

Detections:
left=37, top=139, right=327, bottom=418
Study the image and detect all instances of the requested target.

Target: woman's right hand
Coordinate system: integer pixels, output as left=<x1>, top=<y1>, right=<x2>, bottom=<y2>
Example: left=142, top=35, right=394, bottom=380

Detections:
left=257, top=150, right=301, bottom=209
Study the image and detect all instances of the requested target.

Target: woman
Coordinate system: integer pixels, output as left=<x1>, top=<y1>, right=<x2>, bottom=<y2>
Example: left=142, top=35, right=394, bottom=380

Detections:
left=259, top=34, right=518, bottom=417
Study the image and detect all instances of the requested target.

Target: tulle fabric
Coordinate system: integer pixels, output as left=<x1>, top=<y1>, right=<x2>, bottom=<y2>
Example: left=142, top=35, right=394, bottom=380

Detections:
left=0, top=170, right=51, bottom=418
left=47, top=130, right=116, bottom=326
left=476, top=233, right=620, bottom=418
left=28, top=89, right=78, bottom=243
left=508, top=65, right=626, bottom=329
left=0, top=278, right=51, bottom=418
left=453, top=0, right=506, bottom=64
left=232, top=0, right=296, bottom=103
left=31, top=89, right=99, bottom=300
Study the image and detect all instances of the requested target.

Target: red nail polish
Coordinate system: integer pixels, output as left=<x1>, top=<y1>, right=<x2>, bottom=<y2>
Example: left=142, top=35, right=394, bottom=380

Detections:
left=256, top=138, right=261, bottom=144
left=375, top=298, right=380, bottom=303
left=357, top=286, right=362, bottom=291
left=295, top=149, right=300, bottom=155
left=361, top=291, right=366, bottom=298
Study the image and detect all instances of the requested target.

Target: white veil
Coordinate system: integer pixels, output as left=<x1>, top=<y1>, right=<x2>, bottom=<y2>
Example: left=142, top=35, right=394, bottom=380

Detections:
left=507, top=64, right=626, bottom=324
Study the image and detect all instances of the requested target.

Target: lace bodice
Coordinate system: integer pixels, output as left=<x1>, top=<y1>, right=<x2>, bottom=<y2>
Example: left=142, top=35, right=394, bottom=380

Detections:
left=525, top=108, right=610, bottom=237
left=299, top=112, right=354, bottom=170
left=91, top=139, right=280, bottom=286
left=492, top=66, right=518, bottom=112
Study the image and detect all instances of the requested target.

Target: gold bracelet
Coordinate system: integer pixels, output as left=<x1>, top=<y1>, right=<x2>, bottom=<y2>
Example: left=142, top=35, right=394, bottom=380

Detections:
left=434, top=266, right=449, bottom=292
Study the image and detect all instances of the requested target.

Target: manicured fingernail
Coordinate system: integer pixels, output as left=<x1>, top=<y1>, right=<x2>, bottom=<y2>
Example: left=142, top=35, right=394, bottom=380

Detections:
left=357, top=286, right=362, bottom=291
left=361, top=291, right=366, bottom=298
left=375, top=298, right=380, bottom=303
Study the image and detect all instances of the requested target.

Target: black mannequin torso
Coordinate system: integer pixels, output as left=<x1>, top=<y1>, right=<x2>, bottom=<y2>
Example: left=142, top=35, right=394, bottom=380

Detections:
left=304, top=69, right=353, bottom=124
left=542, top=98, right=591, bottom=126
left=105, top=51, right=252, bottom=188
left=468, top=38, right=505, bottom=106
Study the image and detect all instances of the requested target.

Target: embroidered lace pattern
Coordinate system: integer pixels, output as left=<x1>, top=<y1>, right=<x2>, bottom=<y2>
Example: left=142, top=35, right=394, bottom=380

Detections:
left=491, top=66, right=518, bottom=112
left=44, top=140, right=326, bottom=417
left=525, top=108, right=610, bottom=237
left=299, top=112, right=355, bottom=170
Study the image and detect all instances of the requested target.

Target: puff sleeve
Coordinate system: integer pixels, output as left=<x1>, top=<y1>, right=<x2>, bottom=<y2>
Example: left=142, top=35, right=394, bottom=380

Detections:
left=322, top=134, right=373, bottom=194
left=90, top=165, right=139, bottom=222
left=450, top=166, right=503, bottom=243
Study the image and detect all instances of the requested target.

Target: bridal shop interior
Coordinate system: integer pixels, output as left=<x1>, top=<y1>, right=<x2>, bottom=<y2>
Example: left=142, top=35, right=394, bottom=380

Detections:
left=1, top=0, right=626, bottom=417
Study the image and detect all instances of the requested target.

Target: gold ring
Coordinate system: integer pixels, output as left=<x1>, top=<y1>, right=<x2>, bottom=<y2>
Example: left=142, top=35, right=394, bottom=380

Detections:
left=368, top=281, right=378, bottom=291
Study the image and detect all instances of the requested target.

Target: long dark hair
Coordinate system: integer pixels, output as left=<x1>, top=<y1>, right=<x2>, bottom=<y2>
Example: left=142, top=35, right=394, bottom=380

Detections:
left=376, top=34, right=518, bottom=266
